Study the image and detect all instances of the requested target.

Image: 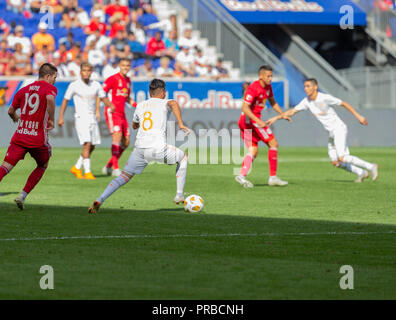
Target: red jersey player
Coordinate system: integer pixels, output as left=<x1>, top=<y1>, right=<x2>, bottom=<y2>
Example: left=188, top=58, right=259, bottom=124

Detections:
left=0, top=63, right=58, bottom=210
left=235, top=65, right=291, bottom=188
left=102, top=58, right=137, bottom=177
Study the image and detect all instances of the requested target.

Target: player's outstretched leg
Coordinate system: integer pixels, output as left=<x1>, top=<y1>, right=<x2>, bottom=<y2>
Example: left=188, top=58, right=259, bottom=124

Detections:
left=174, top=152, right=188, bottom=204
left=342, top=155, right=378, bottom=181
left=88, top=172, right=132, bottom=213
left=15, top=165, right=47, bottom=210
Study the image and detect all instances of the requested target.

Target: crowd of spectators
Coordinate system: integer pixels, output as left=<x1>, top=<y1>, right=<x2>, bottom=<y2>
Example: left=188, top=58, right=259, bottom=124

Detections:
left=0, top=0, right=230, bottom=79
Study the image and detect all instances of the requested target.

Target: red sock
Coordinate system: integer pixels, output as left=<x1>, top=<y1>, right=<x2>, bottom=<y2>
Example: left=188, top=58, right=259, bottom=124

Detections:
left=240, top=154, right=254, bottom=176
left=111, top=144, right=120, bottom=169
left=23, top=167, right=46, bottom=194
left=119, top=145, right=126, bottom=158
left=268, top=148, right=278, bottom=177
left=106, top=157, right=113, bottom=168
left=0, top=165, right=9, bottom=182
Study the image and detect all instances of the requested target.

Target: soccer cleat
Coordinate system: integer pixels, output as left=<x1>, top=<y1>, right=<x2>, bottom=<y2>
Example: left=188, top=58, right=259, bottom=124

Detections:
left=71, top=166, right=83, bottom=179
left=354, top=170, right=369, bottom=183
left=112, top=168, right=122, bottom=177
left=371, top=164, right=379, bottom=181
left=14, top=195, right=25, bottom=211
left=268, top=176, right=288, bottom=186
left=173, top=194, right=185, bottom=205
left=84, top=172, right=96, bottom=180
left=102, top=166, right=112, bottom=176
left=88, top=201, right=101, bottom=214
left=235, top=175, right=254, bottom=188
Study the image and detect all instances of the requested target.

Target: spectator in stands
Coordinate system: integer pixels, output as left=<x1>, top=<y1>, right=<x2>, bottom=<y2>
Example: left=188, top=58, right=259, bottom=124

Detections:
left=8, top=43, right=32, bottom=75
left=205, top=64, right=219, bottom=80
left=86, top=9, right=107, bottom=35
left=146, top=31, right=166, bottom=57
left=86, top=39, right=106, bottom=75
left=132, top=0, right=152, bottom=10
left=33, top=44, right=53, bottom=74
left=55, top=42, right=69, bottom=63
left=194, top=47, right=208, bottom=77
left=67, top=53, right=82, bottom=77
left=110, top=29, right=129, bottom=59
left=32, top=22, right=55, bottom=52
left=0, top=40, right=11, bottom=75
left=61, top=0, right=80, bottom=29
left=53, top=51, right=70, bottom=78
left=0, top=19, right=10, bottom=43
left=176, top=45, right=195, bottom=76
left=77, top=7, right=91, bottom=27
left=102, top=57, right=119, bottom=78
left=47, top=0, right=64, bottom=14
left=156, top=56, right=173, bottom=77
left=215, top=58, right=229, bottom=79
left=164, top=29, right=179, bottom=59
left=136, top=58, right=155, bottom=77
left=127, top=31, right=146, bottom=59
left=105, top=0, right=129, bottom=21
left=86, top=28, right=111, bottom=50
left=178, top=27, right=198, bottom=51
left=173, top=61, right=185, bottom=78
left=59, top=31, right=75, bottom=50
left=7, top=0, right=25, bottom=13
left=67, top=41, right=82, bottom=61
left=26, top=0, right=42, bottom=13
left=138, top=4, right=159, bottom=37
left=7, top=25, right=32, bottom=56
left=109, top=12, right=127, bottom=38
left=145, top=14, right=177, bottom=39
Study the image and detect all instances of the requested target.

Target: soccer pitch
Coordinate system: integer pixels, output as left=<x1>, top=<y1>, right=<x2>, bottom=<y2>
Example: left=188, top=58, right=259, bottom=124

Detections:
left=0, top=147, right=395, bottom=299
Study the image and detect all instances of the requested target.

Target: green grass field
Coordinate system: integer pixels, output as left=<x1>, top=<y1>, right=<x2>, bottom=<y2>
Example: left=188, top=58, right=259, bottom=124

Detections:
left=0, top=147, right=395, bottom=299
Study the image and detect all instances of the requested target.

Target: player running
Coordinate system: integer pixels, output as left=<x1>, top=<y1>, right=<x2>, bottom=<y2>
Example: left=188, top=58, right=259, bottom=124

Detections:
left=0, top=63, right=58, bottom=210
left=235, top=65, right=290, bottom=188
left=267, top=78, right=378, bottom=183
left=88, top=79, right=190, bottom=214
left=102, top=58, right=137, bottom=177
left=58, top=62, right=115, bottom=180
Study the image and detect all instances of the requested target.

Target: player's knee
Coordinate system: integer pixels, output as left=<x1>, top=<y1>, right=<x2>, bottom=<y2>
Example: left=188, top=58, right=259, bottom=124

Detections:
left=270, top=140, right=279, bottom=148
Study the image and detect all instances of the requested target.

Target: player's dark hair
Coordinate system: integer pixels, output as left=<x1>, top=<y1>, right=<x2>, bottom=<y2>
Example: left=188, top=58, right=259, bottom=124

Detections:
left=38, top=63, right=57, bottom=78
left=305, top=78, right=318, bottom=86
left=259, top=65, right=273, bottom=74
left=80, top=62, right=93, bottom=71
left=119, top=57, right=131, bottom=64
left=149, top=78, right=166, bottom=96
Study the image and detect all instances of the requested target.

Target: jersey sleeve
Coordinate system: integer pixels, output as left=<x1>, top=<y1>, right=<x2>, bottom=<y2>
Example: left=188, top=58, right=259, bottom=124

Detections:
left=243, top=85, right=256, bottom=106
left=11, top=89, right=22, bottom=110
left=96, top=82, right=106, bottom=99
left=323, top=94, right=342, bottom=106
left=294, top=98, right=308, bottom=111
left=102, top=76, right=114, bottom=94
left=64, top=83, right=74, bottom=100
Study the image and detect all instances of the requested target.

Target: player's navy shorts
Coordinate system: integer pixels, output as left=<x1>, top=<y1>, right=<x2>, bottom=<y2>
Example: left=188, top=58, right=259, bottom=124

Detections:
left=238, top=114, right=275, bottom=147
left=4, top=142, right=52, bottom=167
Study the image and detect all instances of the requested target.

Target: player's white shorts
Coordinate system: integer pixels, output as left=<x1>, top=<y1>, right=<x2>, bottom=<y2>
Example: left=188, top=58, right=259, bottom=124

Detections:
left=75, top=116, right=101, bottom=145
left=328, top=124, right=350, bottom=161
left=123, top=144, right=185, bottom=175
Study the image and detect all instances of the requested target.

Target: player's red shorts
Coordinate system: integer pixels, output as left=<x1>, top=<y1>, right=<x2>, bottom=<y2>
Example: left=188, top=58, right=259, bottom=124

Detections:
left=4, top=142, right=52, bottom=167
left=238, top=114, right=275, bottom=147
left=104, top=107, right=130, bottom=136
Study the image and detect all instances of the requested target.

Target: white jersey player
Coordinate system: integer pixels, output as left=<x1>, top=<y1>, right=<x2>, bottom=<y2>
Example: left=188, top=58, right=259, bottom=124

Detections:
left=88, top=79, right=190, bottom=213
left=58, top=62, right=114, bottom=179
left=267, top=78, right=378, bottom=183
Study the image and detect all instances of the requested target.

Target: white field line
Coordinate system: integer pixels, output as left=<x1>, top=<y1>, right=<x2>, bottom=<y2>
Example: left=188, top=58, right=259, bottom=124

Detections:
left=0, top=230, right=395, bottom=242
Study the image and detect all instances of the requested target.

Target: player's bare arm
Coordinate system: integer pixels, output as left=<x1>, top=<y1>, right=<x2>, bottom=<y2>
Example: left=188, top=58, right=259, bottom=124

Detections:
left=340, top=101, right=368, bottom=125
left=8, top=106, right=19, bottom=123
left=46, top=95, right=56, bottom=130
left=95, top=97, right=101, bottom=122
left=269, top=97, right=292, bottom=123
left=266, top=107, right=298, bottom=126
left=132, top=121, right=139, bottom=130
left=100, top=96, right=115, bottom=113
left=241, top=101, right=266, bottom=128
left=168, top=100, right=190, bottom=134
left=58, top=98, right=69, bottom=126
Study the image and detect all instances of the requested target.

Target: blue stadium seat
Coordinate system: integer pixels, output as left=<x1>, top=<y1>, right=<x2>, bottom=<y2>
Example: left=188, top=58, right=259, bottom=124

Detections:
left=389, top=17, right=396, bottom=38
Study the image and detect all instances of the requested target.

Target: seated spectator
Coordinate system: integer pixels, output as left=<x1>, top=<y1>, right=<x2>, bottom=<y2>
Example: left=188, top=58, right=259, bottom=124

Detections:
left=55, top=42, right=69, bottom=63
left=135, top=58, right=155, bottom=77
left=127, top=32, right=151, bottom=59
left=32, top=22, right=55, bottom=52
left=59, top=31, right=75, bottom=50
left=33, top=44, right=53, bottom=74
left=86, top=29, right=111, bottom=50
left=77, top=7, right=91, bottom=27
left=102, top=57, right=120, bottom=78
left=0, top=19, right=10, bottom=43
left=178, top=27, right=198, bottom=51
left=105, top=0, right=129, bottom=22
left=47, top=0, right=64, bottom=14
left=8, top=43, right=32, bottom=75
left=109, top=12, right=127, bottom=38
left=67, top=53, right=82, bottom=77
left=7, top=0, right=24, bottom=13
left=26, top=0, right=43, bottom=13
left=176, top=45, right=195, bottom=76
left=156, top=56, right=173, bottom=77
left=110, top=29, right=128, bottom=58
left=215, top=58, right=229, bottom=79
left=205, top=64, right=219, bottom=80
left=138, top=4, right=159, bottom=37
left=194, top=48, right=209, bottom=77
left=86, top=10, right=107, bottom=35
left=53, top=51, right=70, bottom=78
left=0, top=40, right=11, bottom=75
left=145, top=14, right=177, bottom=39
left=67, top=41, right=82, bottom=61
left=146, top=31, right=166, bottom=57
left=7, top=25, right=32, bottom=55
left=61, top=0, right=79, bottom=29
left=164, top=29, right=179, bottom=59
left=172, top=61, right=185, bottom=78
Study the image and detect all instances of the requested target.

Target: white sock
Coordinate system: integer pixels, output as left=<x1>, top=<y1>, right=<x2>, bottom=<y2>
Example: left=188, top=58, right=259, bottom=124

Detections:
left=97, top=174, right=131, bottom=204
left=343, top=155, right=374, bottom=171
left=20, top=190, right=28, bottom=201
left=176, top=154, right=187, bottom=195
left=75, top=155, right=83, bottom=170
left=83, top=158, right=91, bottom=173
left=339, top=162, right=364, bottom=176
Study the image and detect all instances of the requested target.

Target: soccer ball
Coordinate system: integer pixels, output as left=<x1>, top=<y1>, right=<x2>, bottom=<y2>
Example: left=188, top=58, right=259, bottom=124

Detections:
left=184, top=195, right=204, bottom=213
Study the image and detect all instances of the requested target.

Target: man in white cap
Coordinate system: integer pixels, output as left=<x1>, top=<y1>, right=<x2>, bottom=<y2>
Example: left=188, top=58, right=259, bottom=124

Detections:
left=7, top=25, right=32, bottom=55
left=32, top=22, right=55, bottom=52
